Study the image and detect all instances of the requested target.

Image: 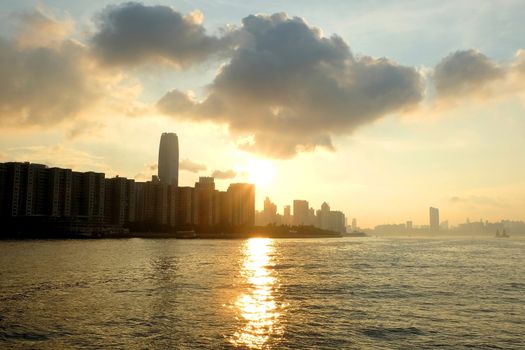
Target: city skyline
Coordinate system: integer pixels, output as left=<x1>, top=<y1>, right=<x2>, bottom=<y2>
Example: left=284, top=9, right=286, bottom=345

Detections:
left=1, top=1, right=524, bottom=226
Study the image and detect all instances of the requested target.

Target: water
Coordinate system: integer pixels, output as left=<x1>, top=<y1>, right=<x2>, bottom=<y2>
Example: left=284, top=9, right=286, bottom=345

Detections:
left=0, top=237, right=523, bottom=349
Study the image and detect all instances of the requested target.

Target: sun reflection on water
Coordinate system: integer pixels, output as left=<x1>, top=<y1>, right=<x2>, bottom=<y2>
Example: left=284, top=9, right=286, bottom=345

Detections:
left=230, top=238, right=283, bottom=348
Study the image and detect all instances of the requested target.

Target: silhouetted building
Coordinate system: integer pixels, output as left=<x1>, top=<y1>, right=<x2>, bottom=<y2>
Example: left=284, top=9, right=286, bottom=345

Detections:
left=352, top=218, right=357, bottom=231
left=406, top=220, right=413, bottom=230
left=228, top=183, right=255, bottom=226
left=293, top=200, right=309, bottom=225
left=135, top=176, right=168, bottom=225
left=216, top=190, right=232, bottom=226
left=71, top=171, right=105, bottom=218
left=158, top=132, right=179, bottom=186
left=429, top=207, right=439, bottom=231
left=194, top=177, right=215, bottom=226
left=174, top=186, right=194, bottom=225
left=104, top=176, right=135, bottom=226
left=0, top=162, right=75, bottom=217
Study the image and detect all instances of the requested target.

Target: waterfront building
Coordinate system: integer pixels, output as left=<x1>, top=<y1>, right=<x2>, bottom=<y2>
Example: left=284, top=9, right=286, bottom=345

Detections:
left=174, top=186, right=194, bottom=226
left=194, top=177, right=215, bottom=226
left=135, top=176, right=168, bottom=226
left=228, top=183, right=255, bottom=226
left=104, top=176, right=135, bottom=226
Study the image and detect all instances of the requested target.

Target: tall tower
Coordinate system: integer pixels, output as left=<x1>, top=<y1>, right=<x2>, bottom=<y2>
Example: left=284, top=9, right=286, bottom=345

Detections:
left=158, top=133, right=179, bottom=186
left=429, top=207, right=439, bottom=232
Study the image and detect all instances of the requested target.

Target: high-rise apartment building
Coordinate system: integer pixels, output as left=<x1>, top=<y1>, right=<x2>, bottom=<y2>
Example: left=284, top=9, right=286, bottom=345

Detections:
left=228, top=183, right=255, bottom=226
left=104, top=176, right=135, bottom=226
left=194, top=177, right=215, bottom=226
left=158, top=132, right=179, bottom=186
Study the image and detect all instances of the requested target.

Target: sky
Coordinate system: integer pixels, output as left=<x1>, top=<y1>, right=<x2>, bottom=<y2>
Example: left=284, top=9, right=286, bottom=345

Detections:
left=0, top=0, right=524, bottom=227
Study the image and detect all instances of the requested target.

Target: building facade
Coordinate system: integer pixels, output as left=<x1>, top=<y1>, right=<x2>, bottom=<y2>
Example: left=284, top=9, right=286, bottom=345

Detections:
left=158, top=132, right=179, bottom=186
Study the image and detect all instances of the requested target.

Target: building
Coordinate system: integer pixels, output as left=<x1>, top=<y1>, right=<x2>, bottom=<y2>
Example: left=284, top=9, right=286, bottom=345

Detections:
left=174, top=186, right=194, bottom=226
left=158, top=132, right=179, bottom=186
left=429, top=207, right=439, bottom=231
left=0, top=162, right=108, bottom=236
left=406, top=220, right=413, bottom=230
left=283, top=205, right=291, bottom=225
left=194, top=177, right=215, bottom=226
left=351, top=218, right=357, bottom=231
left=228, top=183, right=255, bottom=226
left=261, top=197, right=277, bottom=225
left=318, top=202, right=331, bottom=229
left=104, top=176, right=135, bottom=226
left=70, top=171, right=105, bottom=218
left=327, top=211, right=346, bottom=234
left=135, top=176, right=168, bottom=226
left=216, top=190, right=232, bottom=226
left=293, top=200, right=309, bottom=225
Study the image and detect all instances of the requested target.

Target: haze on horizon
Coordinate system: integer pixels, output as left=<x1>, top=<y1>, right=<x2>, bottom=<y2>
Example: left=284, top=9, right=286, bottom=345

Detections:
left=0, top=0, right=524, bottom=227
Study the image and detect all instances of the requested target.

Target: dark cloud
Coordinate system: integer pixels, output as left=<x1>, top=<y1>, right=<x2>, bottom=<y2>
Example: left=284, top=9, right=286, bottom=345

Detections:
left=91, top=2, right=225, bottom=67
left=180, top=158, right=206, bottom=173
left=158, top=13, right=423, bottom=158
left=212, top=169, right=237, bottom=179
left=434, top=50, right=504, bottom=99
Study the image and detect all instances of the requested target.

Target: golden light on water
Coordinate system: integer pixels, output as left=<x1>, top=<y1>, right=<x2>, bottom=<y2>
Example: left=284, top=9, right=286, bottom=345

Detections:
left=230, top=238, right=283, bottom=348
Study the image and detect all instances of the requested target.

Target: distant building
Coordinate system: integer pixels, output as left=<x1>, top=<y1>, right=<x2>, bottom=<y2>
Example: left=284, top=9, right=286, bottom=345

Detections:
left=228, top=183, right=255, bottom=226
left=406, top=220, right=413, bottom=230
left=352, top=218, right=357, bottom=231
left=429, top=207, right=439, bottom=231
left=318, top=202, right=331, bottom=229
left=283, top=205, right=291, bottom=225
left=293, top=200, right=309, bottom=225
left=262, top=197, right=278, bottom=225
left=158, top=132, right=179, bottom=186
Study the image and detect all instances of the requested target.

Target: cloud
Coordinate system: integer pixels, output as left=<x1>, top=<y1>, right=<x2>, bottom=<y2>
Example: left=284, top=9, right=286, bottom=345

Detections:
left=180, top=158, right=206, bottom=173
left=13, top=8, right=73, bottom=48
left=0, top=8, right=146, bottom=127
left=212, top=169, right=237, bottom=179
left=91, top=2, right=226, bottom=68
left=449, top=195, right=505, bottom=208
left=0, top=36, right=101, bottom=125
left=66, top=121, right=106, bottom=139
left=514, top=49, right=525, bottom=74
left=5, top=144, right=109, bottom=173
left=158, top=13, right=424, bottom=158
left=433, top=49, right=505, bottom=100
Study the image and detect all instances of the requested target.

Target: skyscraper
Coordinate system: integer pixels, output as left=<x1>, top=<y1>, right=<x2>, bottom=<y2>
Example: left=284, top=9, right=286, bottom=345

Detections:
left=158, top=133, right=179, bottom=186
left=293, top=200, right=309, bottom=225
left=429, top=207, right=439, bottom=231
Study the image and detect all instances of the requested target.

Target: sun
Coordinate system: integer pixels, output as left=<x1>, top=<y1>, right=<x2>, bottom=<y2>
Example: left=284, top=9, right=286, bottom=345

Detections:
left=247, top=159, right=275, bottom=187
